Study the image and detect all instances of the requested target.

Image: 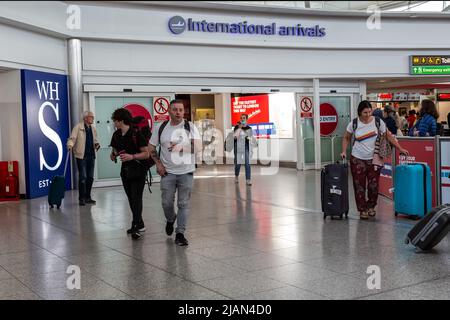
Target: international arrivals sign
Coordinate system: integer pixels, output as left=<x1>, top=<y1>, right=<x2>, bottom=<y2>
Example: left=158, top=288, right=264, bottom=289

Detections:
left=410, top=55, right=450, bottom=75
left=168, top=16, right=326, bottom=37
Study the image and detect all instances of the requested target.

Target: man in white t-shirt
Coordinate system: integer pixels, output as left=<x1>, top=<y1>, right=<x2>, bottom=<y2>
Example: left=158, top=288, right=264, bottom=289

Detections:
left=149, top=100, right=202, bottom=246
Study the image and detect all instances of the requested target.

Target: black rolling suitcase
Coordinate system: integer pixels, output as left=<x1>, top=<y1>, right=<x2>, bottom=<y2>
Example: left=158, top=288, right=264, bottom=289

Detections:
left=48, top=153, right=70, bottom=209
left=405, top=204, right=450, bottom=251
left=321, top=161, right=349, bottom=220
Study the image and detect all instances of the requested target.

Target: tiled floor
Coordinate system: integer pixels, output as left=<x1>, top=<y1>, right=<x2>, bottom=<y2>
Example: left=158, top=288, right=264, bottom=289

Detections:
left=0, top=165, right=449, bottom=300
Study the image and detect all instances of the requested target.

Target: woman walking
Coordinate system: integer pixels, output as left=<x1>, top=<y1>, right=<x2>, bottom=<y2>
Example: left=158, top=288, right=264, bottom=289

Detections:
left=341, top=101, right=409, bottom=219
left=234, top=114, right=254, bottom=186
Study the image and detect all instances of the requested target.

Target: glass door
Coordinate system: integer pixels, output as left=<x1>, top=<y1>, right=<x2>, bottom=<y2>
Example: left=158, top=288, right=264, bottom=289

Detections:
left=297, top=94, right=352, bottom=170
left=319, top=96, right=351, bottom=164
left=91, top=94, right=174, bottom=187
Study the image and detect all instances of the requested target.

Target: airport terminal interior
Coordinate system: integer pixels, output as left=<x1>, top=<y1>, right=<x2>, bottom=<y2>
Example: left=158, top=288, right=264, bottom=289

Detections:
left=1, top=1, right=450, bottom=301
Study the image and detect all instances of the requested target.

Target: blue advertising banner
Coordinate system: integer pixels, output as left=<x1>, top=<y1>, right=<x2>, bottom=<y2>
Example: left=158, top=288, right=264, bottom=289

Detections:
left=21, top=69, right=71, bottom=199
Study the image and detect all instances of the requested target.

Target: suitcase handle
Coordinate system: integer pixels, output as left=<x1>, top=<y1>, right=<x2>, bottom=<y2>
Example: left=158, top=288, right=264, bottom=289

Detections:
left=337, top=157, right=347, bottom=166
left=63, top=152, right=70, bottom=177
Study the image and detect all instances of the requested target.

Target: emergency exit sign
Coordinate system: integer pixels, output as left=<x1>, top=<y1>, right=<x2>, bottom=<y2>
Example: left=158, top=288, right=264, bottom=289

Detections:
left=410, top=56, right=450, bottom=75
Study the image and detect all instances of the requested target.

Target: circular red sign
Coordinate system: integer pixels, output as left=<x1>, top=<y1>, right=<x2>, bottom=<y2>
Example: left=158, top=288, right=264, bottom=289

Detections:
left=153, top=97, right=170, bottom=115
left=123, top=103, right=153, bottom=131
left=300, top=97, right=313, bottom=112
left=320, top=103, right=338, bottom=136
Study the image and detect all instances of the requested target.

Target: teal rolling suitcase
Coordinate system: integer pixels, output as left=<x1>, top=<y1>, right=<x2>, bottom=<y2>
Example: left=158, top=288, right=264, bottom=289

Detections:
left=394, top=163, right=432, bottom=218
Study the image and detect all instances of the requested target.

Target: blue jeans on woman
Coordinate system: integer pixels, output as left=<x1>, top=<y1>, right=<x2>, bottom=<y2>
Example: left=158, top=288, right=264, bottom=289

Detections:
left=234, top=144, right=251, bottom=180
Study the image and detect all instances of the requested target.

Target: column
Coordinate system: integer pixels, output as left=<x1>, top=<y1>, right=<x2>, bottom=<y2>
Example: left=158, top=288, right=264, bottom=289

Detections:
left=67, top=38, right=83, bottom=188
left=313, top=78, right=321, bottom=170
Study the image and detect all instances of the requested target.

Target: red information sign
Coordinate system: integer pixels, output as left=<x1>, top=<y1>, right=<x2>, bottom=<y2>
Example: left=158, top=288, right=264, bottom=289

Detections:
left=319, top=103, right=338, bottom=136
left=378, top=138, right=437, bottom=206
left=154, top=114, right=170, bottom=122
left=231, top=94, right=269, bottom=125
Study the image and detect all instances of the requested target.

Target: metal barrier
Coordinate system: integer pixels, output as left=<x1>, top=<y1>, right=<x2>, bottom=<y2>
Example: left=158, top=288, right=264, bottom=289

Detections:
left=382, top=136, right=448, bottom=206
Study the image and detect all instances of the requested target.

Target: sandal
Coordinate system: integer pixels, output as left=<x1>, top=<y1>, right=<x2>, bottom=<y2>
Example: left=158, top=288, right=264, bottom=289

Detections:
left=367, top=208, right=376, bottom=217
left=360, top=211, right=369, bottom=220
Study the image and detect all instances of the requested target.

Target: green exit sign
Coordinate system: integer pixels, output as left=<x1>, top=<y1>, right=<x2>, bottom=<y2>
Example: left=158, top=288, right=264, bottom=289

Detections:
left=412, top=66, right=450, bottom=75
left=410, top=56, right=450, bottom=75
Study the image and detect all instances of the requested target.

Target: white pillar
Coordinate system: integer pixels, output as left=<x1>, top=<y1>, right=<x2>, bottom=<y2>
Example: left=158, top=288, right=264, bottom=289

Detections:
left=67, top=38, right=83, bottom=189
left=313, top=79, right=321, bottom=170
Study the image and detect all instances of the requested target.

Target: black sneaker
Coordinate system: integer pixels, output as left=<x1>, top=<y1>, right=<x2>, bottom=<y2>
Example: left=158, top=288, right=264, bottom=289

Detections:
left=165, top=215, right=177, bottom=236
left=175, top=233, right=188, bottom=246
left=127, top=223, right=146, bottom=234
left=131, top=231, right=142, bottom=240
left=86, top=198, right=96, bottom=205
left=79, top=199, right=86, bottom=206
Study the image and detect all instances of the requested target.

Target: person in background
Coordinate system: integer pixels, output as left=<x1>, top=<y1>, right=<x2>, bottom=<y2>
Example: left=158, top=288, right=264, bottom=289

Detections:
left=234, top=114, right=254, bottom=186
left=407, top=109, right=417, bottom=129
left=67, top=111, right=100, bottom=206
left=382, top=105, right=398, bottom=135
left=372, top=108, right=383, bottom=119
left=447, top=111, right=450, bottom=130
left=341, top=101, right=409, bottom=220
left=399, top=111, right=409, bottom=135
left=416, top=99, right=439, bottom=137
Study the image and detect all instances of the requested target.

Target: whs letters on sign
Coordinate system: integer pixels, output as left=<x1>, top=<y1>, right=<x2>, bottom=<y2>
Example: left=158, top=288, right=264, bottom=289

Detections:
left=21, top=70, right=71, bottom=198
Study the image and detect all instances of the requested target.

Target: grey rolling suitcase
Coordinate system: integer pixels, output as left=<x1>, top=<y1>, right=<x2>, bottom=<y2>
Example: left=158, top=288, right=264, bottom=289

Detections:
left=405, top=204, right=450, bottom=251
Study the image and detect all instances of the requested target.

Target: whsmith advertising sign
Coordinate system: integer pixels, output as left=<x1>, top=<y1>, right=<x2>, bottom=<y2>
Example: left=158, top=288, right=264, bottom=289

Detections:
left=168, top=16, right=326, bottom=37
left=410, top=56, right=450, bottom=75
left=21, top=70, right=71, bottom=198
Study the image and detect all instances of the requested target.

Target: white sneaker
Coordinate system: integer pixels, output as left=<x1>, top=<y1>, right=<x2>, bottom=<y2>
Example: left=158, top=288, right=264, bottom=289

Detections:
left=246, top=180, right=252, bottom=186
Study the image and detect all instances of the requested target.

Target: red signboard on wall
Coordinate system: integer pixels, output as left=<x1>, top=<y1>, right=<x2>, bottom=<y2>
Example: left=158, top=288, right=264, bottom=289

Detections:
left=231, top=95, right=270, bottom=125
left=378, top=138, right=437, bottom=206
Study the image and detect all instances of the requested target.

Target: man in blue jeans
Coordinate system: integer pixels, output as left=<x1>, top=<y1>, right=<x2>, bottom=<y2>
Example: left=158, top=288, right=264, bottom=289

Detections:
left=149, top=100, right=201, bottom=246
left=67, top=111, right=100, bottom=206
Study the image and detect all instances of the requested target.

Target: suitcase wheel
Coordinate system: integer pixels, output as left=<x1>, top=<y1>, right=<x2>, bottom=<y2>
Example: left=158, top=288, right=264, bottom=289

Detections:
left=57, top=205, right=61, bottom=209
left=323, top=214, right=327, bottom=220
left=50, top=205, right=54, bottom=209
left=405, top=238, right=410, bottom=244
left=345, top=211, right=349, bottom=218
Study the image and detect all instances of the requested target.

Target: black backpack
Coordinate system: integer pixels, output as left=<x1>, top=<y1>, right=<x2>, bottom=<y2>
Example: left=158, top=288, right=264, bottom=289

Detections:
left=130, top=116, right=155, bottom=169
left=130, top=116, right=155, bottom=193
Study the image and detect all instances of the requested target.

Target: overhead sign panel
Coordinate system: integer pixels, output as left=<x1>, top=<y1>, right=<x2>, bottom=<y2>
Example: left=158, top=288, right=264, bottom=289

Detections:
left=410, top=56, right=450, bottom=75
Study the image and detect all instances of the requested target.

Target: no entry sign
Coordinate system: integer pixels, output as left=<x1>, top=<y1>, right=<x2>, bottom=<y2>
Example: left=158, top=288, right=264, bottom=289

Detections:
left=319, top=103, right=338, bottom=136
left=123, top=103, right=153, bottom=132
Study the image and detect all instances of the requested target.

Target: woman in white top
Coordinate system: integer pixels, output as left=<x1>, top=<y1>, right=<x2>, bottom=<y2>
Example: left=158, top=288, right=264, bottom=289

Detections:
left=341, top=101, right=409, bottom=219
left=234, top=114, right=254, bottom=186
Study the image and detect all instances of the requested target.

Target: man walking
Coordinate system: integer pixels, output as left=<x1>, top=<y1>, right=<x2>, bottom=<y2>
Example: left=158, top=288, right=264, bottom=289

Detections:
left=149, top=100, right=201, bottom=246
left=67, top=111, right=100, bottom=206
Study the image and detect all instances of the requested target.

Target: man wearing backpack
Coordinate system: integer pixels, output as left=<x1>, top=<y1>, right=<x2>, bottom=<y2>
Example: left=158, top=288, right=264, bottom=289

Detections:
left=149, top=100, right=202, bottom=246
left=109, top=108, right=150, bottom=240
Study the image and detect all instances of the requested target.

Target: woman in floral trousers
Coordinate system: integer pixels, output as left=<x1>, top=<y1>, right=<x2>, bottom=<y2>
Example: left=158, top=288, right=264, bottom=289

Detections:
left=341, top=101, right=409, bottom=219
